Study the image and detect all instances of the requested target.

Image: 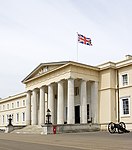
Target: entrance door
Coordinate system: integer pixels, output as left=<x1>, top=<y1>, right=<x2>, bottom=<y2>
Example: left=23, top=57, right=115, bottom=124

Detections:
left=75, top=106, right=80, bottom=124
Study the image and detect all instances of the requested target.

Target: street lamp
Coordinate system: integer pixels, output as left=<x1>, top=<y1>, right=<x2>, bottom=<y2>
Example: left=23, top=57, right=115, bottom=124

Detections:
left=8, top=114, right=13, bottom=126
left=45, top=109, right=52, bottom=124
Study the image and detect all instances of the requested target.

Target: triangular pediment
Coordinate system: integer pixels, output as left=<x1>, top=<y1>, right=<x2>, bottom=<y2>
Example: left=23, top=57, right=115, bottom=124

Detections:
left=22, top=61, right=99, bottom=83
left=22, top=61, right=69, bottom=83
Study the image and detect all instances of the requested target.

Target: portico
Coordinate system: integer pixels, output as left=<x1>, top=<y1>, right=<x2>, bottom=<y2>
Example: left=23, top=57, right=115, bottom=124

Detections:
left=23, top=61, right=99, bottom=126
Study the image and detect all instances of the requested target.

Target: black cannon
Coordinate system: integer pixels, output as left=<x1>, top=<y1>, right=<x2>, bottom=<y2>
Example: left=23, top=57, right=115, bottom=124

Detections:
left=108, top=122, right=130, bottom=134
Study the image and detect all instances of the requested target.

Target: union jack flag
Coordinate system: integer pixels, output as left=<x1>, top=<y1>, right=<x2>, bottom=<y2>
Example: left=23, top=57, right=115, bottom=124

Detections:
left=78, top=33, right=92, bottom=46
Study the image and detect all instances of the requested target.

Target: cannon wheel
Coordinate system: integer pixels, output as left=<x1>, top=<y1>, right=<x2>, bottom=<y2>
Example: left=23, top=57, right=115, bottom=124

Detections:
left=108, top=122, right=116, bottom=133
left=118, top=122, right=126, bottom=133
left=119, top=122, right=126, bottom=129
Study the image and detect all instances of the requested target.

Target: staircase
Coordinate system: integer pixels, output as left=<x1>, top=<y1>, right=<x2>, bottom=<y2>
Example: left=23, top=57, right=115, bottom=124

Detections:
left=12, top=125, right=43, bottom=134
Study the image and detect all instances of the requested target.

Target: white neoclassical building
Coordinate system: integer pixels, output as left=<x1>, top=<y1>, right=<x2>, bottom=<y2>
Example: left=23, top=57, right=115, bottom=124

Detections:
left=23, top=61, right=99, bottom=126
left=0, top=55, right=132, bottom=131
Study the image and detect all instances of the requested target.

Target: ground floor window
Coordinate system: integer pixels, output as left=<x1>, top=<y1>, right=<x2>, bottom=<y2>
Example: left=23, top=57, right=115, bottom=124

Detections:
left=120, top=96, right=130, bottom=116
left=6, top=115, right=9, bottom=123
left=22, top=112, right=25, bottom=122
left=2, top=115, right=4, bottom=124
left=16, top=113, right=19, bottom=122
left=12, top=114, right=14, bottom=123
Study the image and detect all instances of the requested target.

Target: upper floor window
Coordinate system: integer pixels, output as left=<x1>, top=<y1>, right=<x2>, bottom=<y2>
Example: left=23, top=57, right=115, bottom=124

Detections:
left=120, top=97, right=130, bottom=116
left=17, top=101, right=19, bottom=108
left=12, top=103, right=14, bottom=109
left=23, top=100, right=25, bottom=106
left=7, top=104, right=9, bottom=109
left=3, top=105, right=5, bottom=110
left=75, top=87, right=79, bottom=96
left=122, top=74, right=128, bottom=86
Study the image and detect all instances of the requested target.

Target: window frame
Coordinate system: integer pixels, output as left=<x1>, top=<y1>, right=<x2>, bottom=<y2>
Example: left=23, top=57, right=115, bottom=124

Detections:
left=23, top=100, right=25, bottom=106
left=16, top=101, right=19, bottom=108
left=120, top=96, right=130, bottom=117
left=12, top=103, right=14, bottom=109
left=6, top=114, right=9, bottom=123
left=121, top=73, right=129, bottom=86
left=2, top=115, right=4, bottom=124
left=16, top=113, right=19, bottom=123
left=74, top=87, right=79, bottom=96
left=12, top=114, right=14, bottom=123
left=3, top=105, right=5, bottom=110
left=22, top=112, right=25, bottom=122
left=7, top=104, right=9, bottom=109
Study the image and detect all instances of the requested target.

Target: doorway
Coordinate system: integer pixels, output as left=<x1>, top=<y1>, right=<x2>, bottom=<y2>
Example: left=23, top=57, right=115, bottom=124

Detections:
left=75, top=105, right=80, bottom=124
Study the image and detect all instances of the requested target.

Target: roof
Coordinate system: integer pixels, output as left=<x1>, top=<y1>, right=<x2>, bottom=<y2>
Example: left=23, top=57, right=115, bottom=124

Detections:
left=0, top=92, right=26, bottom=103
left=22, top=61, right=99, bottom=83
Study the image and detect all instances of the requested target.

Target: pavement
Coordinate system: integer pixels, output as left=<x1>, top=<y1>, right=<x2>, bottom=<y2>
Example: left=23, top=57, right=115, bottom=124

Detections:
left=0, top=131, right=132, bottom=150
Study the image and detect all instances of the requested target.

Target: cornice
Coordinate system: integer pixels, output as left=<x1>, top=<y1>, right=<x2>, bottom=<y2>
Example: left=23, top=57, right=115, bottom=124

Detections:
left=0, top=92, right=26, bottom=103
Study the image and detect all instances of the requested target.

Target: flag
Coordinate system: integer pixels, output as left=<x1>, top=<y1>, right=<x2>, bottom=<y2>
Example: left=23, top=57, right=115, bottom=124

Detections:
left=78, top=33, right=92, bottom=46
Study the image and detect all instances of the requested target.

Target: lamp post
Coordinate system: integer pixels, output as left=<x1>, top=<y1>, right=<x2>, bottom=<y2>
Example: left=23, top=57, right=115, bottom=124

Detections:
left=5, top=114, right=14, bottom=133
left=45, top=109, right=52, bottom=124
left=8, top=114, right=12, bottom=126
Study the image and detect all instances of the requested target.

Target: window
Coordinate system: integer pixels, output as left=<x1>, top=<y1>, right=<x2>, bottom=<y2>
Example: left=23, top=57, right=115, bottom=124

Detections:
left=120, top=97, right=130, bottom=116
left=122, top=99, right=129, bottom=115
left=7, top=104, right=9, bottom=109
left=22, top=112, right=25, bottom=122
left=17, top=101, right=19, bottom=108
left=6, top=115, right=9, bottom=123
left=2, top=115, right=4, bottom=124
left=23, top=100, right=25, bottom=106
left=3, top=105, right=5, bottom=110
left=16, top=113, right=19, bottom=122
left=12, top=114, right=14, bottom=122
left=122, top=74, right=128, bottom=86
left=75, top=87, right=79, bottom=96
left=12, top=103, right=14, bottom=109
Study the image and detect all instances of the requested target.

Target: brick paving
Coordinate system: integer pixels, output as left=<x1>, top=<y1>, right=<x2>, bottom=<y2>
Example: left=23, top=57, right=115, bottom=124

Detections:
left=0, top=131, right=132, bottom=150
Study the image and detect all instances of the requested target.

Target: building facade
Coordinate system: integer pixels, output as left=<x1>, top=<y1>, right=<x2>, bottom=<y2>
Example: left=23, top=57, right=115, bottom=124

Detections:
left=0, top=55, right=132, bottom=130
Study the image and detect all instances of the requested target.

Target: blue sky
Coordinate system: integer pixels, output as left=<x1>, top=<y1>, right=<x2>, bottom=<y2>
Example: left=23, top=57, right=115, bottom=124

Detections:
left=0, top=0, right=132, bottom=98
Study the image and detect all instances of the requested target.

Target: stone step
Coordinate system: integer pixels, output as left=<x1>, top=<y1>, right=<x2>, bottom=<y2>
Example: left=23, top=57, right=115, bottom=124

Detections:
left=12, top=125, right=43, bottom=134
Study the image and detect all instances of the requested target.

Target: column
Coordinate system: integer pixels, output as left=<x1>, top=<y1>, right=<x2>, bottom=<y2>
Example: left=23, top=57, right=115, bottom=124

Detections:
left=91, top=81, right=98, bottom=123
left=48, top=83, right=54, bottom=124
left=80, top=80, right=87, bottom=124
left=57, top=81, right=64, bottom=124
left=39, top=86, right=45, bottom=125
left=26, top=91, right=31, bottom=125
left=67, top=78, right=75, bottom=124
left=32, top=89, right=38, bottom=125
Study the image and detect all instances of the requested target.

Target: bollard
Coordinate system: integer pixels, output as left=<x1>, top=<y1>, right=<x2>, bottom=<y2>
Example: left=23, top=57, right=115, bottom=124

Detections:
left=53, top=125, right=56, bottom=134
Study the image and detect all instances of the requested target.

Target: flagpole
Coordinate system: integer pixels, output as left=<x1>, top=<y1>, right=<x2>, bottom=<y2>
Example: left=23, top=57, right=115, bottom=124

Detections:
left=76, top=32, right=79, bottom=62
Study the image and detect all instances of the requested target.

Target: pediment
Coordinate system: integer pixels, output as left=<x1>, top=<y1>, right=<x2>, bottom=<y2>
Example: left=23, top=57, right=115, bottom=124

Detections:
left=34, top=66, right=50, bottom=77
left=22, top=61, right=69, bottom=83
